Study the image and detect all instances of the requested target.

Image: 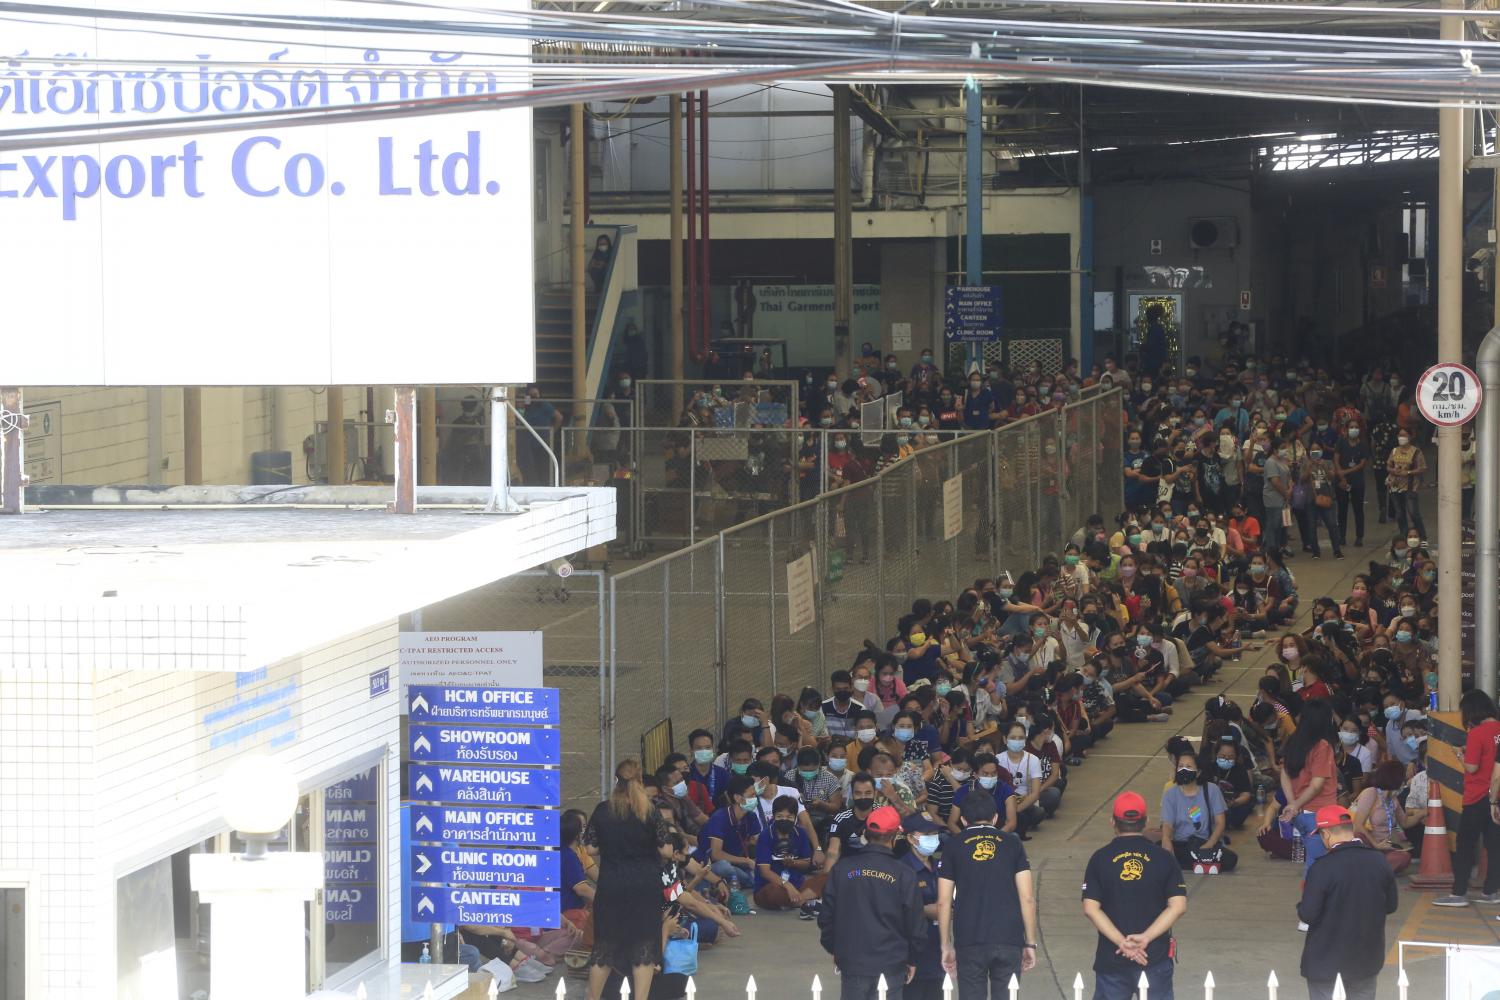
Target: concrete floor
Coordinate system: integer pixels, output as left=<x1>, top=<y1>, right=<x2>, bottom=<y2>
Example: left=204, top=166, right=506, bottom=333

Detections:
left=502, top=530, right=1500, bottom=999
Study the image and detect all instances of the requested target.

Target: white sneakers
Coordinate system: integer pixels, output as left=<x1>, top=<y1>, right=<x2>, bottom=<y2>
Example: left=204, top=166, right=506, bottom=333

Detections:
left=515, top=957, right=553, bottom=983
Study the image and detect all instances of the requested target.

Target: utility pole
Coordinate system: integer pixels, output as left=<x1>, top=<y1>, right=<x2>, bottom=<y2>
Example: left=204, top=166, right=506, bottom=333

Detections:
left=670, top=93, right=685, bottom=416
left=833, top=86, right=853, bottom=377
left=570, top=98, right=587, bottom=425
left=1435, top=0, right=1465, bottom=709
left=965, top=76, right=984, bottom=373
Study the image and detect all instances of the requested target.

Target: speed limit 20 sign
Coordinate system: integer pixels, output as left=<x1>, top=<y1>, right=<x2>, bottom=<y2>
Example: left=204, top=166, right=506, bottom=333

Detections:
left=1416, top=362, right=1483, bottom=427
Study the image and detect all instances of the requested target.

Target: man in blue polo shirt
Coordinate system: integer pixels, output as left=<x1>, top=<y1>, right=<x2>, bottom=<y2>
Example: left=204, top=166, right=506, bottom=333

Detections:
left=947, top=753, right=1017, bottom=834
left=695, top=773, right=761, bottom=886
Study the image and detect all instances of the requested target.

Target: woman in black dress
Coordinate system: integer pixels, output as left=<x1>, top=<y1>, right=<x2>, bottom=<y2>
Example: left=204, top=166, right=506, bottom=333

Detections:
left=586, top=759, right=673, bottom=1000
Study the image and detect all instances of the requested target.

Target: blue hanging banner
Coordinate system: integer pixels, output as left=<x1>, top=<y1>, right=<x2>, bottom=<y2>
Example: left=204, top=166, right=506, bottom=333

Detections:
left=408, top=845, right=562, bottom=889
left=409, top=723, right=561, bottom=766
left=407, top=685, right=560, bottom=726
left=410, top=763, right=561, bottom=807
left=409, top=886, right=561, bottom=929
left=410, top=804, right=561, bottom=847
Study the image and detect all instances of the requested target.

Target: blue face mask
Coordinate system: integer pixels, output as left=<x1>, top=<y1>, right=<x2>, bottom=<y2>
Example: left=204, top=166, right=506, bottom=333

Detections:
left=1404, top=735, right=1422, bottom=752
left=828, top=758, right=847, bottom=773
left=978, top=776, right=999, bottom=790
left=916, top=834, right=942, bottom=856
left=1216, top=757, right=1234, bottom=771
left=694, top=748, right=715, bottom=765
left=741, top=714, right=759, bottom=729
left=893, top=728, right=915, bottom=743
left=936, top=683, right=952, bottom=696
left=1136, top=635, right=1152, bottom=648
left=1006, top=738, right=1026, bottom=753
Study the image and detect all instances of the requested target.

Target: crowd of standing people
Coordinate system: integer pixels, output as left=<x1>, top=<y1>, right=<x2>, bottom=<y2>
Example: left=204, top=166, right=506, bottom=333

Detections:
left=557, top=350, right=1496, bottom=1000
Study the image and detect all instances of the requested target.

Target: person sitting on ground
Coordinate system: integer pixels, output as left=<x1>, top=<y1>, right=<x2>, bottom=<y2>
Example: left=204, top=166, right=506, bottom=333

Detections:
left=1159, top=751, right=1238, bottom=872
left=754, top=795, right=827, bottom=918
left=948, top=752, right=1019, bottom=835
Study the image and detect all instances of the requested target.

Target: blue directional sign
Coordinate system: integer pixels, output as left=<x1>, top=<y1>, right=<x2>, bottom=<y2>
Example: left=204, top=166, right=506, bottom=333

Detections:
left=410, top=804, right=561, bottom=847
left=409, top=724, right=561, bottom=766
left=326, top=845, right=380, bottom=885
left=408, top=685, right=561, bottom=726
left=410, top=763, right=561, bottom=807
left=326, top=885, right=380, bottom=924
left=410, top=886, right=561, bottom=928
left=409, top=845, right=562, bottom=889
left=944, top=285, right=1003, bottom=343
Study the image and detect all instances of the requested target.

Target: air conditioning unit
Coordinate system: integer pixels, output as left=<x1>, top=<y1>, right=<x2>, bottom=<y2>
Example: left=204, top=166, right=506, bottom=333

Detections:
left=1189, top=217, right=1240, bottom=250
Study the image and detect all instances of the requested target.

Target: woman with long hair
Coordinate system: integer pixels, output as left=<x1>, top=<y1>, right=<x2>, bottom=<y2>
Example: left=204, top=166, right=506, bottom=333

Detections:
left=585, top=759, right=673, bottom=1000
left=1279, top=699, right=1341, bottom=886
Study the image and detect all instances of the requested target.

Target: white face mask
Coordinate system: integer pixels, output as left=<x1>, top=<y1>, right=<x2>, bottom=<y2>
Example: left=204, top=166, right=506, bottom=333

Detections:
left=949, top=768, right=971, bottom=783
left=856, top=729, right=877, bottom=743
left=853, top=678, right=870, bottom=692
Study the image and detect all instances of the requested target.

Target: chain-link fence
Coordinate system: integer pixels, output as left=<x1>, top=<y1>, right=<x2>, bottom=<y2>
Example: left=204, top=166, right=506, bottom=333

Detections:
left=601, top=389, right=1123, bottom=777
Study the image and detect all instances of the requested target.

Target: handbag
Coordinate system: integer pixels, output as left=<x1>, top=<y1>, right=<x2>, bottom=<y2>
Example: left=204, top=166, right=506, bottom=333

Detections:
left=1314, top=493, right=1333, bottom=509
left=663, top=922, right=699, bottom=976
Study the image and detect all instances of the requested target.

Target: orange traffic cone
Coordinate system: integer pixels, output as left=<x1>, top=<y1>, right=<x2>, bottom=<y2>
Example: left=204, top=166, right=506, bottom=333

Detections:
left=1409, top=794, right=1455, bottom=891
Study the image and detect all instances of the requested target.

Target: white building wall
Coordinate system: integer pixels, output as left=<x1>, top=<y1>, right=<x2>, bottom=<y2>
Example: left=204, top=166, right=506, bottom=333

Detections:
left=0, top=622, right=401, bottom=999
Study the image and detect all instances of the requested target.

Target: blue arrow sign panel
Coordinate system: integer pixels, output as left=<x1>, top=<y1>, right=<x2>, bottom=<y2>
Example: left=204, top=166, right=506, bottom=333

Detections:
left=408, top=686, right=561, bottom=726
left=409, top=724, right=561, bottom=766
left=409, top=886, right=561, bottom=928
left=943, top=285, right=1003, bottom=343
left=408, top=845, right=562, bottom=888
left=325, top=845, right=379, bottom=885
left=410, top=763, right=562, bottom=807
left=326, top=885, right=380, bottom=923
left=409, top=805, right=560, bottom=847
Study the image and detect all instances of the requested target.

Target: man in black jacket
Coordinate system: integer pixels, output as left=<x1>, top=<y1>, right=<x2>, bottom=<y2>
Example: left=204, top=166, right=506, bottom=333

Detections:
left=819, top=805, right=928, bottom=1000
left=1298, top=805, right=1399, bottom=1000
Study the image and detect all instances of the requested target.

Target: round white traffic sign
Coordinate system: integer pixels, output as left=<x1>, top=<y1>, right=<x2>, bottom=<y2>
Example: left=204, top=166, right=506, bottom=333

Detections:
left=1416, top=362, right=1483, bottom=427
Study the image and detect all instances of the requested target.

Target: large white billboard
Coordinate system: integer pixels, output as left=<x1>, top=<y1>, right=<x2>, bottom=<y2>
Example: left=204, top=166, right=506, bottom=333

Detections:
left=0, top=0, right=534, bottom=386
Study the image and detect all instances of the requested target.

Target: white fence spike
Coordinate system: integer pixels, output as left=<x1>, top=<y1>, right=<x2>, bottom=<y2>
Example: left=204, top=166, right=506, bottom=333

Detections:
left=554, top=976, right=567, bottom=1000
left=1205, top=969, right=1215, bottom=1000
left=943, top=972, right=954, bottom=1000
left=355, top=985, right=367, bottom=1000
left=1008, top=972, right=1020, bottom=1000
left=685, top=977, right=697, bottom=1000
left=745, top=974, right=757, bottom=1000
left=1398, top=967, right=1410, bottom=1000
left=1073, top=971, right=1085, bottom=1000
left=1137, top=969, right=1150, bottom=1000
left=1331, top=974, right=1347, bottom=1000
left=1267, top=969, right=1280, bottom=1000
left=620, top=979, right=631, bottom=998
left=423, top=982, right=435, bottom=1000
left=487, top=977, right=499, bottom=1000
left=876, top=973, right=888, bottom=1000
left=811, top=975, right=822, bottom=1000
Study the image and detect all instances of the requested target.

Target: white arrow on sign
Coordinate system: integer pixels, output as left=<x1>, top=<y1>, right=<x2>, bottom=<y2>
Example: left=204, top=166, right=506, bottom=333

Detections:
left=415, top=852, right=433, bottom=875
left=413, top=734, right=432, bottom=754
left=416, top=894, right=435, bottom=916
left=415, top=773, right=434, bottom=794
left=411, top=693, right=430, bottom=714
left=415, top=815, right=434, bottom=835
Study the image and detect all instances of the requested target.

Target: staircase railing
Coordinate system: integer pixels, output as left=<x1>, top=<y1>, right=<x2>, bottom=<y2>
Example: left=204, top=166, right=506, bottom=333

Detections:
left=581, top=224, right=639, bottom=419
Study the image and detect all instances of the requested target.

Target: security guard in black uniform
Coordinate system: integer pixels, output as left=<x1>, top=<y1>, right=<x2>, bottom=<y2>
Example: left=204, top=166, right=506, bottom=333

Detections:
left=819, top=805, right=928, bottom=1000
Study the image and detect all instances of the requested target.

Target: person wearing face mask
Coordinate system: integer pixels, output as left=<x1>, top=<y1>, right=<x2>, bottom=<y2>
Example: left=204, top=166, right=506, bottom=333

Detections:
left=1295, top=805, right=1399, bottom=1000
left=686, top=729, right=732, bottom=812
left=791, top=747, right=847, bottom=839
left=654, top=762, right=709, bottom=836
left=961, top=372, right=997, bottom=431
left=998, top=720, right=1051, bottom=836
left=1384, top=427, right=1427, bottom=539
left=1299, top=441, right=1343, bottom=559
left=753, top=796, right=827, bottom=917
left=846, top=711, right=889, bottom=764
left=1432, top=691, right=1500, bottom=907
left=1280, top=701, right=1342, bottom=889
left=1208, top=734, right=1255, bottom=830
left=1334, top=420, right=1370, bottom=548
left=1159, top=752, right=1238, bottom=872
left=694, top=773, right=762, bottom=888
left=899, top=814, right=948, bottom=1000
left=823, top=670, right=865, bottom=742
left=925, top=748, right=971, bottom=826
left=1261, top=434, right=1294, bottom=558
left=825, top=772, right=880, bottom=867
left=937, top=792, right=1039, bottom=998
left=947, top=753, right=1018, bottom=835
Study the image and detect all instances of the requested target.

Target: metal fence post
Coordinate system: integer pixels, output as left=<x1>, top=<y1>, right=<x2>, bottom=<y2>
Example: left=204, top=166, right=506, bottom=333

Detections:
left=716, top=532, right=729, bottom=730
left=768, top=517, right=780, bottom=696
left=989, top=430, right=1001, bottom=576
left=689, top=430, right=697, bottom=548
left=597, top=571, right=609, bottom=803
left=1032, top=421, right=1043, bottom=566
left=608, top=575, right=619, bottom=780
left=876, top=476, right=887, bottom=633
left=949, top=443, right=961, bottom=598
left=662, top=560, right=672, bottom=721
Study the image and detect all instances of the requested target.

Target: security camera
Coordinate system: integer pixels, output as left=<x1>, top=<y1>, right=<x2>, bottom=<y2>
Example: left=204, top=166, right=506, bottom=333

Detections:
left=547, top=557, right=573, bottom=579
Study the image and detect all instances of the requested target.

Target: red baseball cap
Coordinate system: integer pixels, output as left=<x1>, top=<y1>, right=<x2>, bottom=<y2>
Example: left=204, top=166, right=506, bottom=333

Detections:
left=1112, top=792, right=1148, bottom=823
left=865, top=805, right=902, bottom=835
left=1315, top=805, right=1353, bottom=831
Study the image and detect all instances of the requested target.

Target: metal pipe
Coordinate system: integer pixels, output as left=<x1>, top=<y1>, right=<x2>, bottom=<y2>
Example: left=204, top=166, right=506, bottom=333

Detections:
left=670, top=93, right=685, bottom=413
left=570, top=100, right=588, bottom=419
left=393, top=386, right=416, bottom=514
left=183, top=387, right=203, bottom=485
left=1477, top=326, right=1500, bottom=698
left=833, top=86, right=852, bottom=375
left=0, top=387, right=23, bottom=514
left=483, top=386, right=520, bottom=513
left=686, top=91, right=698, bottom=362
left=698, top=88, right=712, bottom=357
left=1078, top=92, right=1095, bottom=374
left=506, top=401, right=560, bottom=487
left=1436, top=0, right=1465, bottom=709
left=419, top=387, right=438, bottom=485
left=326, top=387, right=346, bottom=486
left=965, top=75, right=983, bottom=374
left=861, top=126, right=877, bottom=206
